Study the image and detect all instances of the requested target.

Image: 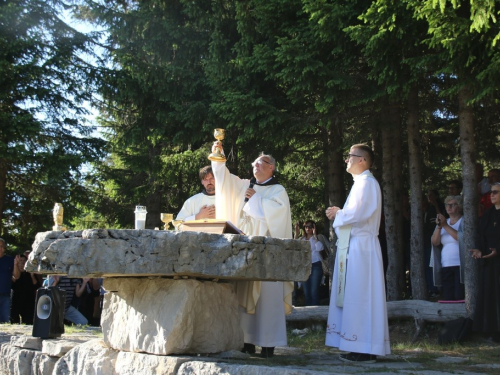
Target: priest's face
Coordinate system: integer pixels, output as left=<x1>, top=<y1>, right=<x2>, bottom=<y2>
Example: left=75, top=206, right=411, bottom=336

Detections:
left=201, top=173, right=215, bottom=194
left=345, top=148, right=365, bottom=175
left=252, top=156, right=274, bottom=182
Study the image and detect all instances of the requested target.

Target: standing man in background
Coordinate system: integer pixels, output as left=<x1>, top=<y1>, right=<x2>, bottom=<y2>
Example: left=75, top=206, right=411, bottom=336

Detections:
left=211, top=142, right=293, bottom=358
left=325, top=144, right=390, bottom=363
left=175, top=166, right=216, bottom=221
left=0, top=238, right=20, bottom=323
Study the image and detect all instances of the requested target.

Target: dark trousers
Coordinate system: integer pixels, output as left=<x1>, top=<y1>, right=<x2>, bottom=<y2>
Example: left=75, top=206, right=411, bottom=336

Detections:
left=441, top=266, right=464, bottom=301
left=10, top=302, right=35, bottom=325
left=303, top=261, right=323, bottom=306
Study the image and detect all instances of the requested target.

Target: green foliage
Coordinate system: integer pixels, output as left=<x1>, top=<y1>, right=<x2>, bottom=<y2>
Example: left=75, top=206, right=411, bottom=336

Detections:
left=0, top=0, right=105, bottom=250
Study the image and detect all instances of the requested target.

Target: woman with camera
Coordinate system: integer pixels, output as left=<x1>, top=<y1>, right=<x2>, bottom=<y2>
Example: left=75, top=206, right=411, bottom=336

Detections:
left=431, top=195, right=465, bottom=301
left=295, top=220, right=325, bottom=306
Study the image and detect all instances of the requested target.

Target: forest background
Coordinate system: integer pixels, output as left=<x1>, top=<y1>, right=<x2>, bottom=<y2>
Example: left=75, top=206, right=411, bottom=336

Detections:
left=1, top=0, right=500, bottom=312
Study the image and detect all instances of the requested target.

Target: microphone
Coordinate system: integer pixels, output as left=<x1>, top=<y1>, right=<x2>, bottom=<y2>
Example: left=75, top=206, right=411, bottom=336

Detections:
left=244, top=178, right=256, bottom=202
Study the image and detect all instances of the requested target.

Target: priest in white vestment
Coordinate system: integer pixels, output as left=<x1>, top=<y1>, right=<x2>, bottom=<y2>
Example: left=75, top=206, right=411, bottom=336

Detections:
left=211, top=143, right=293, bottom=358
left=325, top=144, right=390, bottom=363
left=176, top=166, right=216, bottom=221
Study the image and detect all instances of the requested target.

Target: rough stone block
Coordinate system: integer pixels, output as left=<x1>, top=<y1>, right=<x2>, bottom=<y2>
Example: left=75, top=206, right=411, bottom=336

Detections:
left=42, top=339, right=84, bottom=357
left=102, top=278, right=243, bottom=355
left=10, top=335, right=42, bottom=350
left=114, top=351, right=202, bottom=375
left=53, top=339, right=118, bottom=375
left=31, top=352, right=57, bottom=375
left=177, top=362, right=331, bottom=374
left=0, top=342, right=36, bottom=375
left=26, top=229, right=311, bottom=281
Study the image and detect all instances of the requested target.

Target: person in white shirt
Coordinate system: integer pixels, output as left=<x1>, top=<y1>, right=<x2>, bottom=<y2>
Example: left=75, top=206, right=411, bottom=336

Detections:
left=295, top=220, right=324, bottom=306
left=175, top=166, right=216, bottom=221
left=431, top=195, right=465, bottom=301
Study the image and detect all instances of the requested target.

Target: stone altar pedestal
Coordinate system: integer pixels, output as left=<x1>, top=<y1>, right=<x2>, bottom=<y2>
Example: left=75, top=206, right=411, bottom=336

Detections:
left=26, top=229, right=311, bottom=355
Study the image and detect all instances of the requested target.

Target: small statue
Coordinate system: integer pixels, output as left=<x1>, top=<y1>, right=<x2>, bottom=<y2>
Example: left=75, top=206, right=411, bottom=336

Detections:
left=52, top=203, right=67, bottom=231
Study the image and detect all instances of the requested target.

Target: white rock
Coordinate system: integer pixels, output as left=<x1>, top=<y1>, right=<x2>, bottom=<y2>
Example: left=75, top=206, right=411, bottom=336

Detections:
left=26, top=229, right=311, bottom=282
left=53, top=339, right=118, bottom=375
left=31, top=352, right=57, bottom=375
left=177, top=362, right=331, bottom=374
left=102, top=278, right=243, bottom=355
left=10, top=335, right=42, bottom=350
left=0, top=342, right=36, bottom=375
left=114, top=351, right=202, bottom=375
left=42, top=339, right=84, bottom=357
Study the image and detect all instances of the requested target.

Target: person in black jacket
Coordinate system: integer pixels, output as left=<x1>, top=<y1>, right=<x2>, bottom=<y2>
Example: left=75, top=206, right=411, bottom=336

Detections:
left=470, top=182, right=500, bottom=341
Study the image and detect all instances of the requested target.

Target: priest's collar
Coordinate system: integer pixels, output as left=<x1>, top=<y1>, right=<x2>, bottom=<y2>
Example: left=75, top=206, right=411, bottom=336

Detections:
left=353, top=169, right=373, bottom=181
left=201, top=189, right=215, bottom=196
left=255, top=176, right=279, bottom=186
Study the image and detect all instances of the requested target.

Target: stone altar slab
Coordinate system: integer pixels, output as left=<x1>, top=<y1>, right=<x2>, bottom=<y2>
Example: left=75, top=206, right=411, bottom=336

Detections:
left=102, top=278, right=243, bottom=355
left=25, top=229, right=311, bottom=281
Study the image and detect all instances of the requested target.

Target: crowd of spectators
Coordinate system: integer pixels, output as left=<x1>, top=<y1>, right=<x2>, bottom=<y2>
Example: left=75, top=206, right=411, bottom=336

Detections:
left=0, top=240, right=103, bottom=327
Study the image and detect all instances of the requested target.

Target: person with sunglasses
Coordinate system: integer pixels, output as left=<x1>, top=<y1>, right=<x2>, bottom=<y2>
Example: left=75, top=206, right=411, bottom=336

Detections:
left=295, top=220, right=325, bottom=306
left=470, top=182, right=500, bottom=341
left=211, top=142, right=293, bottom=359
left=430, top=195, right=465, bottom=301
left=324, top=144, right=390, bottom=363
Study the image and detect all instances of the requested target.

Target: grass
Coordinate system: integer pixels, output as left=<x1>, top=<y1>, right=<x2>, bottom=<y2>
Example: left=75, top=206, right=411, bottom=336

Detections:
left=285, top=320, right=500, bottom=373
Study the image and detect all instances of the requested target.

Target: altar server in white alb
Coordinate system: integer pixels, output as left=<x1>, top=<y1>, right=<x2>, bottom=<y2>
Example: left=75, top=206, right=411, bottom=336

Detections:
left=325, top=143, right=390, bottom=363
left=211, top=142, right=293, bottom=358
left=175, top=166, right=216, bottom=221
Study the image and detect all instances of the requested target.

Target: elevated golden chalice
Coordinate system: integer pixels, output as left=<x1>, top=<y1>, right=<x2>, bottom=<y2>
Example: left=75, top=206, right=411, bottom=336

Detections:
left=171, top=219, right=184, bottom=231
left=160, top=213, right=173, bottom=230
left=208, top=128, right=226, bottom=162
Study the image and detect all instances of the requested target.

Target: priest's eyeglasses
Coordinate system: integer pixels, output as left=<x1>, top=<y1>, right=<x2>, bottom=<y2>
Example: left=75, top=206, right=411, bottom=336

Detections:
left=345, top=153, right=363, bottom=159
left=252, top=159, right=272, bottom=167
left=445, top=203, right=458, bottom=208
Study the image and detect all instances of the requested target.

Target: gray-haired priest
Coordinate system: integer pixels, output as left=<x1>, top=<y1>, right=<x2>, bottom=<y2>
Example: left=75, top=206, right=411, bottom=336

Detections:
left=211, top=141, right=293, bottom=359
left=325, top=143, right=390, bottom=364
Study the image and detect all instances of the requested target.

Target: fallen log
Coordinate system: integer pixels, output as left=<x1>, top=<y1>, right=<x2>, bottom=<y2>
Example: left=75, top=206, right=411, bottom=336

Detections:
left=287, top=300, right=466, bottom=324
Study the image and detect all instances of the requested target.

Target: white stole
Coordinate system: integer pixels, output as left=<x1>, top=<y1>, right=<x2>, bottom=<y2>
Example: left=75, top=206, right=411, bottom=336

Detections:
left=336, top=224, right=352, bottom=307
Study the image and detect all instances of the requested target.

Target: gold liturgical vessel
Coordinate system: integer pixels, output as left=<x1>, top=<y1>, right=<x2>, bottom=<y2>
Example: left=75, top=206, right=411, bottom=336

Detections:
left=160, top=213, right=173, bottom=230
left=208, top=128, right=226, bottom=162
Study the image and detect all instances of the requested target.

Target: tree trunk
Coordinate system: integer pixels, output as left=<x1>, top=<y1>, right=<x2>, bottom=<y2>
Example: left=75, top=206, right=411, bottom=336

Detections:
left=326, top=117, right=344, bottom=290
left=0, top=157, right=6, bottom=237
left=391, top=109, right=406, bottom=297
left=458, top=86, right=478, bottom=318
left=381, top=109, right=404, bottom=301
left=407, top=85, right=426, bottom=300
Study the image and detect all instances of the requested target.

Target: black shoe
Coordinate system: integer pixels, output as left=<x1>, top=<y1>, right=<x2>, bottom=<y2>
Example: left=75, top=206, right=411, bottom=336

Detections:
left=241, top=343, right=256, bottom=354
left=260, top=346, right=275, bottom=358
left=339, top=352, right=376, bottom=363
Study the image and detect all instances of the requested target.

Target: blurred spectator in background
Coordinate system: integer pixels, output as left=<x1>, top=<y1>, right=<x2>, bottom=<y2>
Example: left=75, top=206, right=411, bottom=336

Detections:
left=476, top=163, right=490, bottom=196
left=52, top=276, right=89, bottom=326
left=448, top=180, right=463, bottom=196
left=479, top=169, right=500, bottom=216
left=431, top=195, right=465, bottom=301
left=423, top=189, right=445, bottom=298
left=0, top=238, right=20, bottom=323
left=295, top=220, right=326, bottom=306
left=11, top=254, right=41, bottom=324
left=471, top=182, right=500, bottom=341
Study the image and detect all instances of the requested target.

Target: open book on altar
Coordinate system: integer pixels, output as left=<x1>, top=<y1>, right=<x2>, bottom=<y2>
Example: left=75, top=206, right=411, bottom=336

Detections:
left=180, top=219, right=244, bottom=235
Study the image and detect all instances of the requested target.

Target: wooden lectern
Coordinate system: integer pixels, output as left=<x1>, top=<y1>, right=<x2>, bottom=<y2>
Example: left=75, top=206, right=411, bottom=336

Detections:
left=179, top=219, right=244, bottom=235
